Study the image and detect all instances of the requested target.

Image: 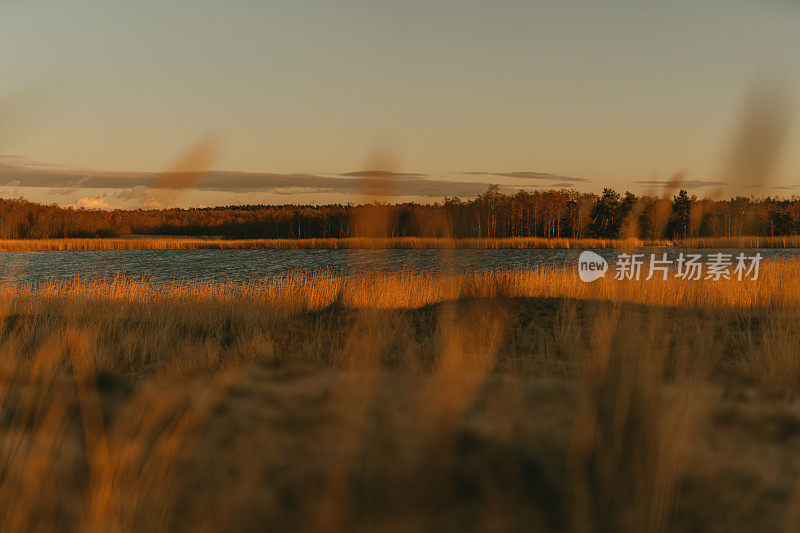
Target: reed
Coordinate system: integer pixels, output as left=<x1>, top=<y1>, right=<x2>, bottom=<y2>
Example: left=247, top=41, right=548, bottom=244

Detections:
left=3, top=261, right=795, bottom=312
left=676, top=235, right=800, bottom=249
left=3, top=234, right=800, bottom=251
left=0, top=236, right=670, bottom=251
left=0, top=265, right=797, bottom=530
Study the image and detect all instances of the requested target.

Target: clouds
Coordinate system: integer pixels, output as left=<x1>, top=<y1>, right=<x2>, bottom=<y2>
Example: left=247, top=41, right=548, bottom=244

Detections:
left=634, top=179, right=727, bottom=189
left=112, top=186, right=163, bottom=208
left=339, top=171, right=427, bottom=179
left=0, top=157, right=583, bottom=206
left=47, top=177, right=88, bottom=196
left=462, top=171, right=592, bottom=183
left=76, top=196, right=112, bottom=209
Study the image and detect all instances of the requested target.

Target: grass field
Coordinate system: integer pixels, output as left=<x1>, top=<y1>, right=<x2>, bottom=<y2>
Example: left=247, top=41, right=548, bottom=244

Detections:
left=3, top=234, right=800, bottom=251
left=1, top=266, right=800, bottom=530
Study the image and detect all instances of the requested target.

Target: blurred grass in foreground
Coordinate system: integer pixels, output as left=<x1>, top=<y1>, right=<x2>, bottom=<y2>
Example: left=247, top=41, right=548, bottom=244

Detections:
left=0, top=266, right=799, bottom=530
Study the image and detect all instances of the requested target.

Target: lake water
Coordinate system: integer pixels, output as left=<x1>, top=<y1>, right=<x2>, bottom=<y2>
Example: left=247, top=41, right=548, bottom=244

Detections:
left=0, top=248, right=799, bottom=283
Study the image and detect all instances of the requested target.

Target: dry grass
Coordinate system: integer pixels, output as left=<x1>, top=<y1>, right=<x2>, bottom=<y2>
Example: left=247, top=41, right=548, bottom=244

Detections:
left=2, top=234, right=800, bottom=250
left=0, top=236, right=669, bottom=251
left=0, top=265, right=799, bottom=530
left=2, top=260, right=794, bottom=314
left=678, top=235, right=800, bottom=248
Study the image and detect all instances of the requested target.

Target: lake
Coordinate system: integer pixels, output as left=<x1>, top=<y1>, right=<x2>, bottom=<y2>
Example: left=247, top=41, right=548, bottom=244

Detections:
left=0, top=248, right=798, bottom=283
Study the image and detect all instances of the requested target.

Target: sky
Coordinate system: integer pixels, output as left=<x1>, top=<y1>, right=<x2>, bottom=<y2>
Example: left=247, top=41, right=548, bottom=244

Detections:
left=1, top=0, right=799, bottom=209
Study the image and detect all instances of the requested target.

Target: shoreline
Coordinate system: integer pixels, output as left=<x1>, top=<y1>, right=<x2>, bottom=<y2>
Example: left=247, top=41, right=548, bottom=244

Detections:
left=1, top=235, right=800, bottom=251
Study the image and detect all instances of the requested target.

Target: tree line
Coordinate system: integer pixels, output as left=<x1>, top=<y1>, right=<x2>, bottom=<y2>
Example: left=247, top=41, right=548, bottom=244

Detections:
left=2, top=186, right=800, bottom=240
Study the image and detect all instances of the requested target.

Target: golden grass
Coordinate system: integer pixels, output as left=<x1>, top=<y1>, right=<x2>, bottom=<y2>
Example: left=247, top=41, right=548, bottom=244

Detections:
left=0, top=265, right=799, bottom=529
left=2, top=234, right=800, bottom=250
left=0, top=236, right=668, bottom=250
left=677, top=235, right=800, bottom=248
left=2, top=261, right=794, bottom=312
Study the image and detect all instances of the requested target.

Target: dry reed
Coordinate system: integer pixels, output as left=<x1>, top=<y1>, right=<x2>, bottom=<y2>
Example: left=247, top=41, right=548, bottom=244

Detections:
left=0, top=236, right=667, bottom=251
left=0, top=265, right=797, bottom=530
left=2, top=234, right=800, bottom=251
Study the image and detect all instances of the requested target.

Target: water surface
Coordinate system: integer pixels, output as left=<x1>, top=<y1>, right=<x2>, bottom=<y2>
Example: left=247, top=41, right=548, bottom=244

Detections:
left=0, top=248, right=797, bottom=283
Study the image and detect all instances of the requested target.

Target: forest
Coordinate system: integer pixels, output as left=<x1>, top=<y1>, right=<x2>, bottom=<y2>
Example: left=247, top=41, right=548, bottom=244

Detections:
left=1, top=186, right=800, bottom=240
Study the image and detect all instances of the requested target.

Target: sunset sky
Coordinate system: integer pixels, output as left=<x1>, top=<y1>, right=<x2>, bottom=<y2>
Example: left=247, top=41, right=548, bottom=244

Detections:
left=1, top=0, right=799, bottom=208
